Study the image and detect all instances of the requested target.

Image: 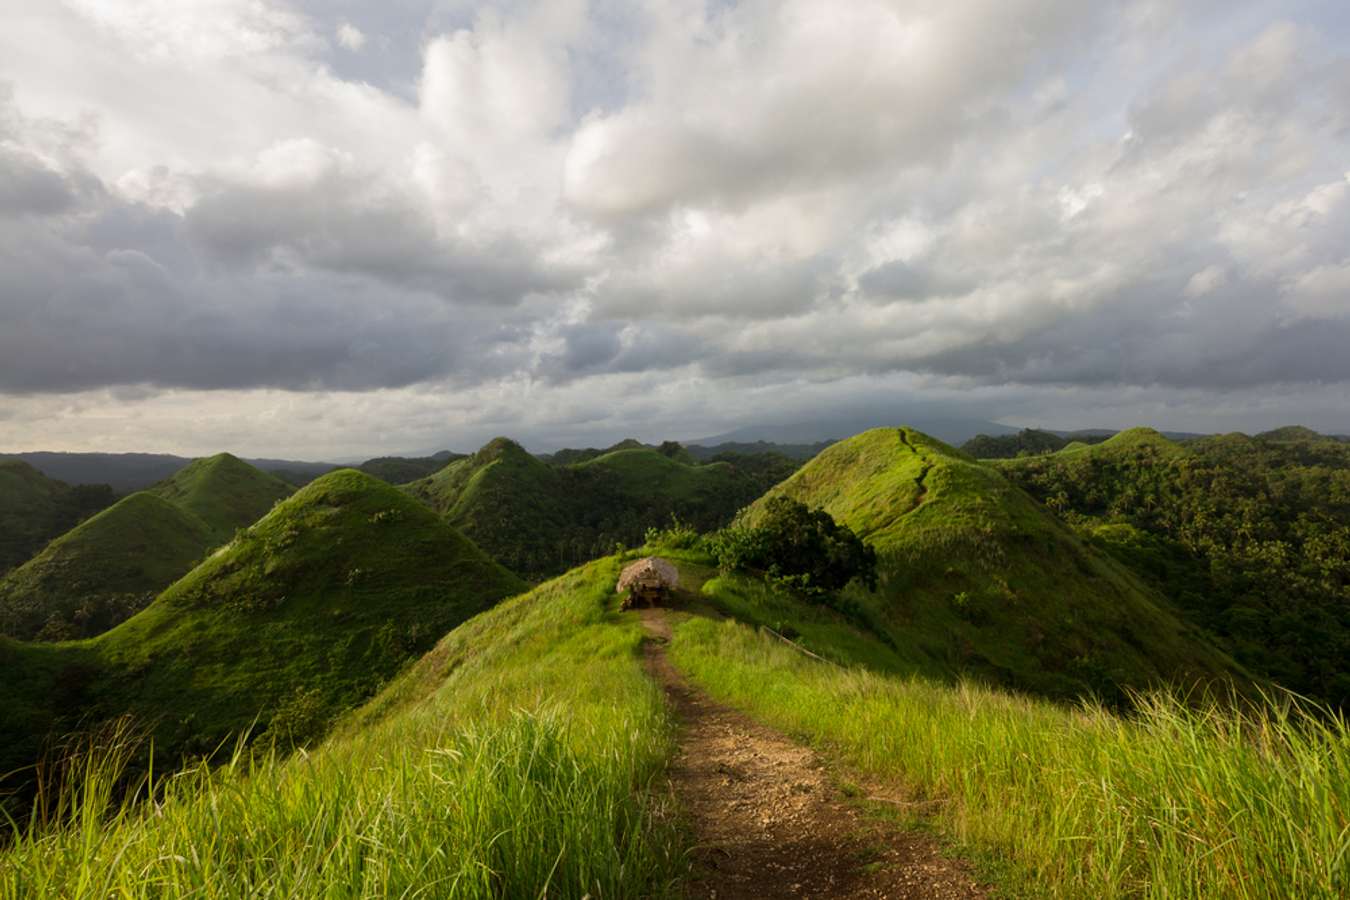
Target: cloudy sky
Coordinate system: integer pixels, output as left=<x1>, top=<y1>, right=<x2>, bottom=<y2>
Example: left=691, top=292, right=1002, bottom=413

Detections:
left=1, top=0, right=1347, bottom=457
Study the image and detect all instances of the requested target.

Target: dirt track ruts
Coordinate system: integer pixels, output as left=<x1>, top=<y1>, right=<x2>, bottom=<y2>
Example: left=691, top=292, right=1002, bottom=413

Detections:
left=640, top=608, right=988, bottom=899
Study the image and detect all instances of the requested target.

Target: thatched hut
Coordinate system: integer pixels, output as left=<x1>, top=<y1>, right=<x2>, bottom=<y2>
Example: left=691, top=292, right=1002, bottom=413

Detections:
left=617, top=557, right=679, bottom=609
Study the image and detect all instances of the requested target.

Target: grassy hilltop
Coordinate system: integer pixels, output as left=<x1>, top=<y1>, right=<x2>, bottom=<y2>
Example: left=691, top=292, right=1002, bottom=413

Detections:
left=407, top=437, right=771, bottom=577
left=0, top=469, right=524, bottom=799
left=144, top=452, right=293, bottom=543
left=0, top=454, right=292, bottom=641
left=741, top=427, right=1243, bottom=700
left=0, top=461, right=113, bottom=575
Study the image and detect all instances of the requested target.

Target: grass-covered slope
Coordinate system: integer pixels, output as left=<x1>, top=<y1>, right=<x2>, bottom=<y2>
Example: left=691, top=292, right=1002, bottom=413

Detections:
left=0, top=461, right=113, bottom=575
left=0, top=454, right=294, bottom=641
left=2, top=556, right=678, bottom=899
left=0, top=469, right=525, bottom=792
left=357, top=451, right=463, bottom=483
left=999, top=426, right=1350, bottom=706
left=145, top=452, right=293, bottom=542
left=666, top=604, right=1347, bottom=899
left=745, top=427, right=1242, bottom=700
left=0, top=493, right=215, bottom=640
left=407, top=437, right=762, bottom=577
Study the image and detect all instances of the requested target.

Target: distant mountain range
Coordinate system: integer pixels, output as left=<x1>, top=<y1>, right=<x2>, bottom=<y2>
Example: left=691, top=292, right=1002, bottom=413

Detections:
left=0, top=451, right=337, bottom=492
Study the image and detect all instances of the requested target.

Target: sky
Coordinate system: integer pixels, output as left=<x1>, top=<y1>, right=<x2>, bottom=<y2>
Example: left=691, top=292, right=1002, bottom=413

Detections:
left=1, top=0, right=1347, bottom=458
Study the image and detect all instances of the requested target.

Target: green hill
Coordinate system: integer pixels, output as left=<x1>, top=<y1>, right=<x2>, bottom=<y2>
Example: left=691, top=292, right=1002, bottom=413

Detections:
left=146, top=452, right=292, bottom=542
left=0, top=455, right=293, bottom=641
left=999, top=427, right=1350, bottom=706
left=357, top=451, right=463, bottom=483
left=0, top=461, right=113, bottom=575
left=0, top=493, right=214, bottom=640
left=0, top=469, right=524, bottom=796
left=407, top=437, right=766, bottom=577
left=742, top=427, right=1243, bottom=701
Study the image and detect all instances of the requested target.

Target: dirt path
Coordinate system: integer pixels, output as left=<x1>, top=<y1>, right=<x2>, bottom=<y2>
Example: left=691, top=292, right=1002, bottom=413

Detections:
left=896, top=429, right=933, bottom=511
left=640, top=609, right=988, bottom=899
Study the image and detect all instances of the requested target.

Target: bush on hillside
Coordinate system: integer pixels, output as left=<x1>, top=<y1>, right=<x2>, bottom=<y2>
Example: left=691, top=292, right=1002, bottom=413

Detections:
left=713, top=497, right=877, bottom=600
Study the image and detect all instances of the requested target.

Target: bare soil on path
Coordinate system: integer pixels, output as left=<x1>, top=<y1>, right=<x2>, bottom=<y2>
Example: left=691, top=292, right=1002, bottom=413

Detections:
left=639, top=607, right=990, bottom=899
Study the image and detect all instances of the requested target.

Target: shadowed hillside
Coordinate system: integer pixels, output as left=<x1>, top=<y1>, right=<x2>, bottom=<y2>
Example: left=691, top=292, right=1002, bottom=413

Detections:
left=1000, top=426, right=1350, bottom=705
left=0, top=469, right=525, bottom=805
left=407, top=437, right=771, bottom=577
left=0, top=461, right=113, bottom=575
left=0, top=454, right=293, bottom=641
left=0, top=494, right=214, bottom=640
left=743, top=427, right=1244, bottom=701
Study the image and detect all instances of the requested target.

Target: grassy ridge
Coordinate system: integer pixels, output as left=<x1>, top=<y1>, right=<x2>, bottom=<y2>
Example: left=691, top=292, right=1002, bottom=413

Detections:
left=408, top=438, right=765, bottom=577
left=0, top=461, right=112, bottom=575
left=1, top=558, right=682, bottom=899
left=0, top=454, right=294, bottom=641
left=668, top=612, right=1349, bottom=898
left=146, top=452, right=292, bottom=543
left=0, top=494, right=214, bottom=640
left=744, top=427, right=1243, bottom=700
left=998, top=427, right=1350, bottom=706
left=0, top=470, right=524, bottom=800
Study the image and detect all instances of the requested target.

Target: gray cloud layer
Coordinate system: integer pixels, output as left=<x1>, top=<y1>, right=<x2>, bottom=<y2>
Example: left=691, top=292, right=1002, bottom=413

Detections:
left=0, top=0, right=1347, bottom=451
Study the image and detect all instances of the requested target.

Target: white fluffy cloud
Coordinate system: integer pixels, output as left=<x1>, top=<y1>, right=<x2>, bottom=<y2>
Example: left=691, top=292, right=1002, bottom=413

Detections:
left=0, top=0, right=1347, bottom=455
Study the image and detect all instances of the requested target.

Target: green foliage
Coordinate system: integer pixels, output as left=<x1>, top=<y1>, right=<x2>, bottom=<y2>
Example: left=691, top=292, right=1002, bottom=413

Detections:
left=0, top=494, right=214, bottom=641
left=356, top=452, right=463, bottom=483
left=669, top=614, right=1349, bottom=899
left=1001, top=428, right=1350, bottom=706
left=0, top=461, right=113, bottom=575
left=743, top=427, right=1244, bottom=702
left=145, top=452, right=293, bottom=544
left=712, top=496, right=877, bottom=600
left=406, top=437, right=777, bottom=578
left=0, top=469, right=524, bottom=814
left=0, top=454, right=294, bottom=641
left=962, top=428, right=1113, bottom=459
left=1, top=559, right=681, bottom=898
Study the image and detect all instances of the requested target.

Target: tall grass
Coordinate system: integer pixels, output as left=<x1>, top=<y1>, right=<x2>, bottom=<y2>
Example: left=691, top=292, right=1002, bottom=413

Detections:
left=1, top=559, right=684, bottom=898
left=669, top=616, right=1350, bottom=898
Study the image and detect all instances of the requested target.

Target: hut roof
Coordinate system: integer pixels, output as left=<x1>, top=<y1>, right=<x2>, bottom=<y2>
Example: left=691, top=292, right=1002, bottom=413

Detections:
left=617, top=556, right=679, bottom=593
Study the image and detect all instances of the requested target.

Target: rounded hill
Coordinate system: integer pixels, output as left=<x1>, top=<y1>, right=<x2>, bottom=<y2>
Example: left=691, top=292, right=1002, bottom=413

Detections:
left=747, top=427, right=1243, bottom=700
left=0, top=469, right=525, bottom=787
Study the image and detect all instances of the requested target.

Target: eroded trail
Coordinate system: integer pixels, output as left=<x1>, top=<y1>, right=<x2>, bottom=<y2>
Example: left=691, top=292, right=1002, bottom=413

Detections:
left=640, top=609, right=988, bottom=899
left=896, top=428, right=933, bottom=510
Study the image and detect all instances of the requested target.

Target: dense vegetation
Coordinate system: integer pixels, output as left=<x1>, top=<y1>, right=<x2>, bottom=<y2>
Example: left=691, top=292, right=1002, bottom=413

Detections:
left=712, top=495, right=877, bottom=599
left=741, top=427, right=1244, bottom=702
left=1001, top=427, right=1350, bottom=706
left=1, top=558, right=680, bottom=898
left=356, top=451, right=463, bottom=483
left=0, top=454, right=293, bottom=641
left=0, top=460, right=113, bottom=575
left=407, top=437, right=793, bottom=578
left=0, top=469, right=524, bottom=816
left=962, top=428, right=1110, bottom=459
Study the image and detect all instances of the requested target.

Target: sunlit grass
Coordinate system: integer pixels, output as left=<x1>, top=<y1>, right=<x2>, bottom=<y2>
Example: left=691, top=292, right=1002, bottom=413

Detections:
left=1, top=558, right=684, bottom=899
left=669, top=615, right=1350, bottom=898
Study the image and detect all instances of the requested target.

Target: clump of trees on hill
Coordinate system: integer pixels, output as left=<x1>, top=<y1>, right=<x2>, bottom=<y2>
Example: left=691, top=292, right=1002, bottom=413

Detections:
left=962, top=428, right=1109, bottom=459
left=712, top=497, right=877, bottom=600
left=1006, top=433, right=1350, bottom=707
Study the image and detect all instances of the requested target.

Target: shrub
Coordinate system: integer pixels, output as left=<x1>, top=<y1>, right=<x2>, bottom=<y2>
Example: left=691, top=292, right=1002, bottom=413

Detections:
left=713, top=497, right=877, bottom=600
